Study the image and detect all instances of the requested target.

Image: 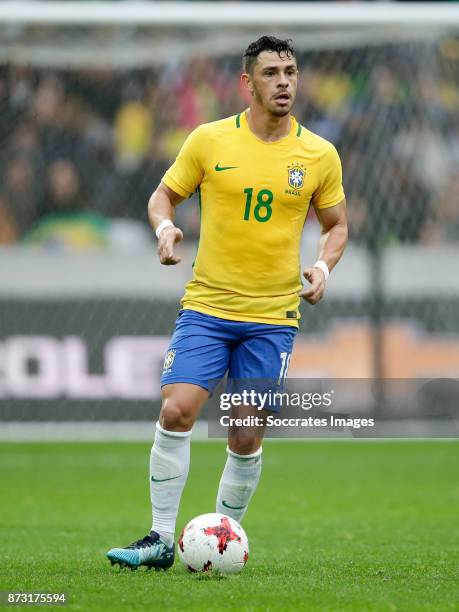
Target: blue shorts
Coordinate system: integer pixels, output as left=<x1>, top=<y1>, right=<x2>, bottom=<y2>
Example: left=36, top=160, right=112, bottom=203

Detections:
left=161, top=309, right=297, bottom=405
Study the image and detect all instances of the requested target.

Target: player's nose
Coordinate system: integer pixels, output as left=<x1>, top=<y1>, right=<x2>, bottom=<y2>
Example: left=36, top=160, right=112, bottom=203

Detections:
left=277, top=71, right=290, bottom=86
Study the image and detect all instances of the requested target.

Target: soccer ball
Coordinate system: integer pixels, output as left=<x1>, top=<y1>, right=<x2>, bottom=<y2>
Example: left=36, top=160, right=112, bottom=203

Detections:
left=178, top=513, right=249, bottom=574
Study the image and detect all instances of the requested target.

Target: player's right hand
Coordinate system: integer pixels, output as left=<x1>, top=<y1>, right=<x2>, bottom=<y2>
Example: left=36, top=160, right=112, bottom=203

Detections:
left=299, top=266, right=326, bottom=305
left=157, top=226, right=184, bottom=265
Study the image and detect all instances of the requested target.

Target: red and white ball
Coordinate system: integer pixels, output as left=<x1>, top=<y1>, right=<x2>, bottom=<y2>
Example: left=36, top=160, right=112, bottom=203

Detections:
left=178, top=513, right=249, bottom=574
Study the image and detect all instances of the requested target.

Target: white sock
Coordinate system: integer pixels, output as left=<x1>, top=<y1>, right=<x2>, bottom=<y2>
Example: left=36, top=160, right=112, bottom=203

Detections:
left=216, top=446, right=262, bottom=522
left=150, top=421, right=191, bottom=547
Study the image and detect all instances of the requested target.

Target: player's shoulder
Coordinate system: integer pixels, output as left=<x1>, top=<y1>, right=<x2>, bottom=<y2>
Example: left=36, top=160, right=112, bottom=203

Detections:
left=190, top=115, right=240, bottom=138
left=295, top=121, right=340, bottom=158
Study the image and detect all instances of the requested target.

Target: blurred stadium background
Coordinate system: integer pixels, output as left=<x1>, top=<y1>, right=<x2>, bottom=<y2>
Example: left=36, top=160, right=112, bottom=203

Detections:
left=0, top=1, right=458, bottom=438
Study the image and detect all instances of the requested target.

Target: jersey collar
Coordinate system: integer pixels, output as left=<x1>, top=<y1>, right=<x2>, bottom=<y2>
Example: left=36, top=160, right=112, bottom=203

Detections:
left=239, top=109, right=298, bottom=145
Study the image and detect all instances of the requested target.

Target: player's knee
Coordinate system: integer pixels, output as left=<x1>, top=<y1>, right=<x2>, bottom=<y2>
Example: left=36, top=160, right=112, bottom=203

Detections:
left=228, top=432, right=261, bottom=456
left=160, top=397, right=195, bottom=431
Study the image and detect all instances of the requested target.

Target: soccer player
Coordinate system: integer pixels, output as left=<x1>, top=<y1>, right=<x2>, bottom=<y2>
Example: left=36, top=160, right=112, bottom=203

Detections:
left=107, top=36, right=347, bottom=570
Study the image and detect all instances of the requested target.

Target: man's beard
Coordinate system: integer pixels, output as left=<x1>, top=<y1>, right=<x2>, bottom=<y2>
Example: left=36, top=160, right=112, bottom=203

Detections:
left=269, top=106, right=291, bottom=117
left=253, top=85, right=292, bottom=117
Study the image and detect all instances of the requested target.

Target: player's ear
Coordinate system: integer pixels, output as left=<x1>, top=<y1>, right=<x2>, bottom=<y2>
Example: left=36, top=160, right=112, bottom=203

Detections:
left=241, top=72, right=254, bottom=96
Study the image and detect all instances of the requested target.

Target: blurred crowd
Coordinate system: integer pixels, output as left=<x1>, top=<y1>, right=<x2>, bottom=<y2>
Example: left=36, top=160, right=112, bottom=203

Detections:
left=1, top=42, right=458, bottom=251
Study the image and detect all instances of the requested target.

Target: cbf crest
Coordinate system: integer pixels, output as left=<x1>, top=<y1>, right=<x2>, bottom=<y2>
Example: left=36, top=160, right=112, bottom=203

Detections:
left=287, top=162, right=306, bottom=191
left=163, top=350, right=176, bottom=372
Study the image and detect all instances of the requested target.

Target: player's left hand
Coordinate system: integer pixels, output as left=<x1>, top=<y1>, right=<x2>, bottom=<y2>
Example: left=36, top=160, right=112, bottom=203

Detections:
left=299, top=267, right=325, bottom=305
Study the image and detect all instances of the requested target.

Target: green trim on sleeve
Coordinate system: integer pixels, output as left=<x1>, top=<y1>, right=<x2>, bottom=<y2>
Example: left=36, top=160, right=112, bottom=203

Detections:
left=197, top=185, right=202, bottom=220
left=191, top=186, right=202, bottom=269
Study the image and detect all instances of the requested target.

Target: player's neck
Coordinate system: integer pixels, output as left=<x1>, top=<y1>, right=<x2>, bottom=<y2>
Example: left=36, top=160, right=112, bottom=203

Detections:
left=245, top=108, right=291, bottom=142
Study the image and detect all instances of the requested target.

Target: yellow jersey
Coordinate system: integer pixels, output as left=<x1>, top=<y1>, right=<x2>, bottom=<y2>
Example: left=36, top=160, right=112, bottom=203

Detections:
left=162, top=110, right=345, bottom=328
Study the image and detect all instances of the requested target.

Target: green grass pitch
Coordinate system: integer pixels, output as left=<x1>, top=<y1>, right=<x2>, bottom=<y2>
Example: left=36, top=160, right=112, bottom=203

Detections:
left=0, top=441, right=458, bottom=611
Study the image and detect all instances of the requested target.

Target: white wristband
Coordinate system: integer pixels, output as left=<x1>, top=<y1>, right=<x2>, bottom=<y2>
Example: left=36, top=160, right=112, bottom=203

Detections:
left=313, top=260, right=330, bottom=281
left=155, top=219, right=175, bottom=239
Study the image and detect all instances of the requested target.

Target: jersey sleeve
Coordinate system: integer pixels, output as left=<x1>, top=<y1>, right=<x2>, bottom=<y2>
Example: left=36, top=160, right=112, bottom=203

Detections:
left=162, top=126, right=206, bottom=198
left=312, top=144, right=345, bottom=209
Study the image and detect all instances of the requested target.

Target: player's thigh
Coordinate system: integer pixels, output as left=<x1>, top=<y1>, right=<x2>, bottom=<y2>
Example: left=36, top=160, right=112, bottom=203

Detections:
left=226, top=325, right=297, bottom=449
left=161, top=309, right=232, bottom=395
left=228, top=324, right=297, bottom=381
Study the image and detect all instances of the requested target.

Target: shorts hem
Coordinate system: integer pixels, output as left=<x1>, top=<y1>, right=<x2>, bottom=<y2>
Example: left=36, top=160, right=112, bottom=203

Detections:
left=160, top=377, right=210, bottom=392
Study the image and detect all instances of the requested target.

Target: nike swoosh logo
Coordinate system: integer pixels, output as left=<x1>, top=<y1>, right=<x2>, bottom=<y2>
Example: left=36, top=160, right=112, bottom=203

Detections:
left=215, top=163, right=238, bottom=172
left=151, top=475, right=181, bottom=482
left=222, top=500, right=245, bottom=510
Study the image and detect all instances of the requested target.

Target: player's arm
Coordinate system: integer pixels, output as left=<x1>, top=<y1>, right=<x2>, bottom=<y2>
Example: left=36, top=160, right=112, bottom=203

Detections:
left=148, top=125, right=205, bottom=265
left=148, top=182, right=185, bottom=265
left=300, top=199, right=348, bottom=305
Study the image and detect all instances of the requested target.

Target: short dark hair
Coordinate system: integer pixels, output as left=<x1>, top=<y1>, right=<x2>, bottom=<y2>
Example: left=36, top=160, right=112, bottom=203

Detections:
left=243, top=36, right=295, bottom=74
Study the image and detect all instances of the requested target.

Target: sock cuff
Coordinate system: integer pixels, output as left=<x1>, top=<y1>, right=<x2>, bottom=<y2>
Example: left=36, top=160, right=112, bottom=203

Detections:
left=226, top=445, right=262, bottom=460
left=155, top=421, right=192, bottom=438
